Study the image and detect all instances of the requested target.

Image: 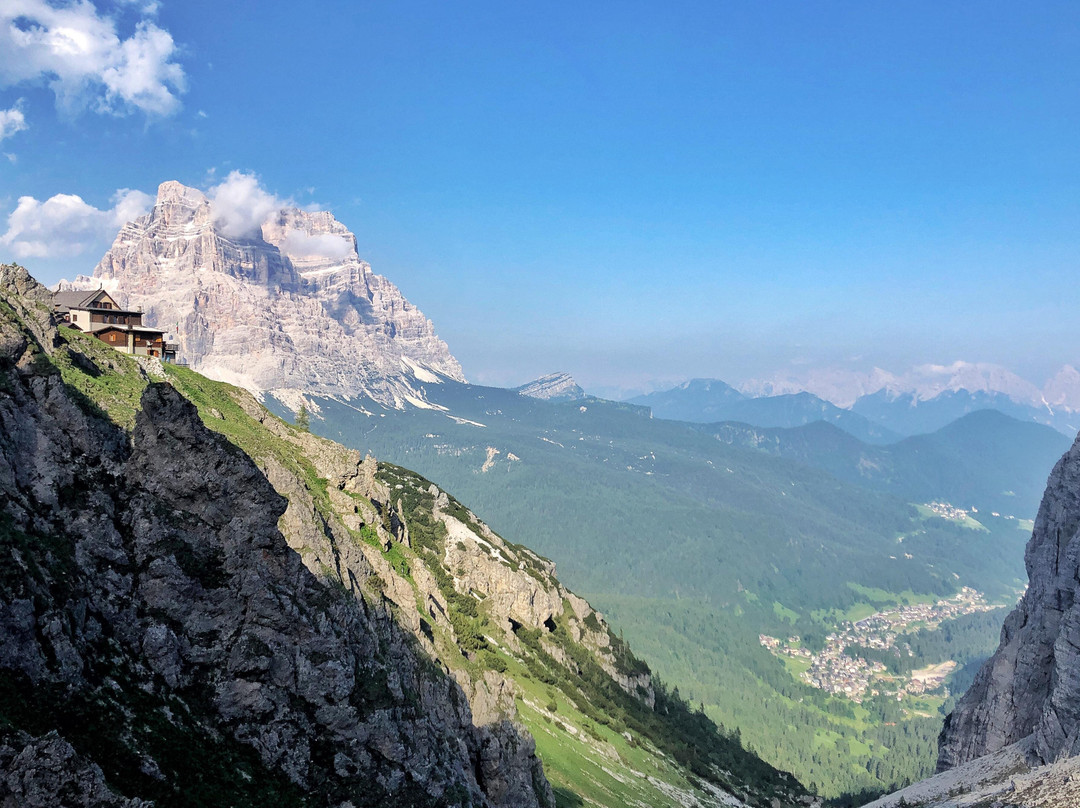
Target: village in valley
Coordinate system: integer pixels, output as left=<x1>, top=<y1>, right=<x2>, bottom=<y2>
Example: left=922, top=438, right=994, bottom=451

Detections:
left=924, top=501, right=975, bottom=522
left=759, top=586, right=1002, bottom=704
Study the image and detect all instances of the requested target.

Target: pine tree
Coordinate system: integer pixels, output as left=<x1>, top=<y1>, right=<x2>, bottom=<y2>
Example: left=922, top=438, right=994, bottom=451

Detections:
left=296, top=404, right=310, bottom=431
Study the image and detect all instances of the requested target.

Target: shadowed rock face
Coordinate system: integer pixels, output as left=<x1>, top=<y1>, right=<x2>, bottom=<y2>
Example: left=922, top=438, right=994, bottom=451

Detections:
left=938, top=431, right=1080, bottom=771
left=81, top=180, right=463, bottom=404
left=0, top=264, right=547, bottom=807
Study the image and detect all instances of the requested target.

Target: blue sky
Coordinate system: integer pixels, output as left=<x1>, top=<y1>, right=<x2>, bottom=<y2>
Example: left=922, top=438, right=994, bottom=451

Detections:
left=1, top=1, right=1079, bottom=394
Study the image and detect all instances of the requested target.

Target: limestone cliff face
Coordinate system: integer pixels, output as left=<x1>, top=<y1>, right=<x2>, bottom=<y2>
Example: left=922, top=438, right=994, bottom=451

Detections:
left=0, top=264, right=543, bottom=807
left=938, top=430, right=1080, bottom=770
left=82, top=180, right=463, bottom=405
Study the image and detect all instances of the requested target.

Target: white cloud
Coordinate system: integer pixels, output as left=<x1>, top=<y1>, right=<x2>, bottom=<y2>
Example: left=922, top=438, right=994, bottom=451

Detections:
left=207, top=170, right=291, bottom=239
left=279, top=230, right=354, bottom=261
left=117, top=0, right=160, bottom=14
left=0, top=187, right=152, bottom=259
left=0, top=0, right=185, bottom=117
left=109, top=187, right=154, bottom=225
left=0, top=101, right=27, bottom=141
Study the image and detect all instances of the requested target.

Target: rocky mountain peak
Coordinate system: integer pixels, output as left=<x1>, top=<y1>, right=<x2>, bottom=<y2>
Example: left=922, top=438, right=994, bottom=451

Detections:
left=144, top=180, right=215, bottom=233
left=1045, top=364, right=1080, bottom=410
left=79, top=180, right=464, bottom=406
left=514, top=372, right=584, bottom=402
left=156, top=178, right=206, bottom=205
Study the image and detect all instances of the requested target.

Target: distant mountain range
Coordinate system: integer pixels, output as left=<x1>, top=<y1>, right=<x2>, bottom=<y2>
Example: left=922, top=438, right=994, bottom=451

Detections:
left=628, top=378, right=900, bottom=444
left=747, top=362, right=1080, bottom=435
left=709, top=409, right=1070, bottom=515
left=739, top=361, right=1074, bottom=410
left=630, top=367, right=1080, bottom=439
left=850, top=387, right=1078, bottom=437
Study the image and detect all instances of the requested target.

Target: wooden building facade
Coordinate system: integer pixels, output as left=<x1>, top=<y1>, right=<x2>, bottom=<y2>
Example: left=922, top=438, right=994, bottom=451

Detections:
left=53, top=289, right=178, bottom=362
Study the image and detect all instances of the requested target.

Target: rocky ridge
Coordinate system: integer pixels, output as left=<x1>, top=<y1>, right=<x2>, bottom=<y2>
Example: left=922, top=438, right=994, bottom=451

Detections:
left=937, top=429, right=1080, bottom=770
left=0, top=264, right=806, bottom=807
left=740, top=362, right=1054, bottom=410
left=66, top=180, right=463, bottom=407
left=514, top=372, right=584, bottom=402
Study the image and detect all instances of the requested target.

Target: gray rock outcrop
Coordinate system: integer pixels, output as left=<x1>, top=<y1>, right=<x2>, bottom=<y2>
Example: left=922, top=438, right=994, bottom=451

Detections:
left=75, top=180, right=463, bottom=405
left=514, top=372, right=584, bottom=402
left=938, top=430, right=1080, bottom=770
left=865, top=737, right=1080, bottom=808
left=0, top=733, right=152, bottom=808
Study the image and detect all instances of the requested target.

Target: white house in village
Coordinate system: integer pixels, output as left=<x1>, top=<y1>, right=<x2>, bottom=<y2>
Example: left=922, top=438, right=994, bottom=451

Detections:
left=52, top=289, right=178, bottom=362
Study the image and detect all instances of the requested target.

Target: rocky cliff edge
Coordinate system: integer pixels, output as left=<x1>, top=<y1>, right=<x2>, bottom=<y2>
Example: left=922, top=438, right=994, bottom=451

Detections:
left=0, top=264, right=806, bottom=807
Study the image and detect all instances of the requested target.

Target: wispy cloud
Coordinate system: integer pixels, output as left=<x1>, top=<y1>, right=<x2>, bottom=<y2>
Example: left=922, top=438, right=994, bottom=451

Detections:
left=278, top=231, right=353, bottom=261
left=0, top=187, right=152, bottom=258
left=0, top=0, right=186, bottom=118
left=0, top=101, right=27, bottom=142
left=116, top=0, right=161, bottom=14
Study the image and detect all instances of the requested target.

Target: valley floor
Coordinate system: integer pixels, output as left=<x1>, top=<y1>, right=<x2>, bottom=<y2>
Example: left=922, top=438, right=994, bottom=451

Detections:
left=759, top=588, right=1004, bottom=704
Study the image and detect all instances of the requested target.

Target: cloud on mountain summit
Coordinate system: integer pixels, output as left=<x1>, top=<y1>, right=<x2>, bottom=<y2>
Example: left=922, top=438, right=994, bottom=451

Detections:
left=207, top=171, right=293, bottom=239
left=1, top=170, right=339, bottom=266
left=0, top=188, right=152, bottom=258
left=204, top=172, right=352, bottom=257
left=278, top=231, right=354, bottom=261
left=205, top=171, right=347, bottom=257
left=0, top=0, right=186, bottom=118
